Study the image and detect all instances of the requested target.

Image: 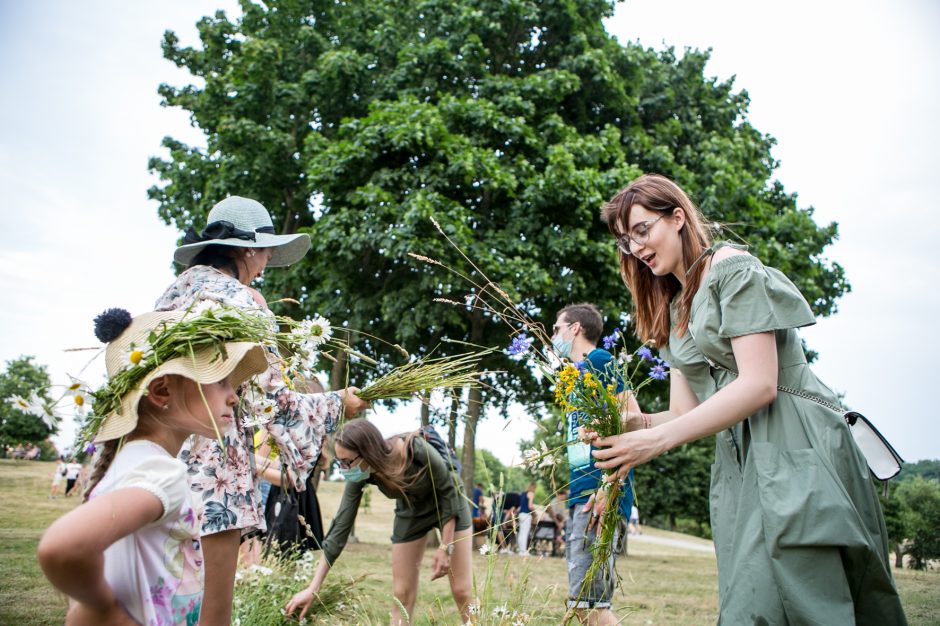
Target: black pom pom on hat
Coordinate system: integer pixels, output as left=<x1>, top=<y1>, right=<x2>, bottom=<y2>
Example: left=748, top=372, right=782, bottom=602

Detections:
left=93, top=308, right=133, bottom=343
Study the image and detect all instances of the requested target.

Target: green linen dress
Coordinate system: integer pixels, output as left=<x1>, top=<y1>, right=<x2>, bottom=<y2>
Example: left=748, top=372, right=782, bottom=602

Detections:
left=663, top=249, right=906, bottom=625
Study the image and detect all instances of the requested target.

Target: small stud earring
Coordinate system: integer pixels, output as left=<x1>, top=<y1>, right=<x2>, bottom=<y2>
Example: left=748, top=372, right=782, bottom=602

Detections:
left=246, top=249, right=257, bottom=258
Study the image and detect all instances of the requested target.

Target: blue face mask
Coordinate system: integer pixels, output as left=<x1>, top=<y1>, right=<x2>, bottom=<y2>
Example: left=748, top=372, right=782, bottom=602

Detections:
left=552, top=335, right=573, bottom=360
left=340, top=466, right=370, bottom=483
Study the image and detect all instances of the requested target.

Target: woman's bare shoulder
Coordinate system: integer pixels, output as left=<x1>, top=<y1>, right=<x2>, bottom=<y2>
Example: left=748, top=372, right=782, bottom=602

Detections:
left=711, top=246, right=749, bottom=264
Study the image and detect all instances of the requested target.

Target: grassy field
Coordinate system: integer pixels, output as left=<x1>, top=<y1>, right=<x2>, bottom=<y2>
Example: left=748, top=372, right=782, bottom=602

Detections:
left=2, top=458, right=937, bottom=624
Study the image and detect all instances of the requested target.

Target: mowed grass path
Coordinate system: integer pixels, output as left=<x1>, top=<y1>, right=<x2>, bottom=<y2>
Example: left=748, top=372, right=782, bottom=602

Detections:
left=2, top=459, right=937, bottom=624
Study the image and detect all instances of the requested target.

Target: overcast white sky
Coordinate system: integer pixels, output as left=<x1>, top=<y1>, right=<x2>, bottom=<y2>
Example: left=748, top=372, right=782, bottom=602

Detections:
left=1, top=1, right=937, bottom=464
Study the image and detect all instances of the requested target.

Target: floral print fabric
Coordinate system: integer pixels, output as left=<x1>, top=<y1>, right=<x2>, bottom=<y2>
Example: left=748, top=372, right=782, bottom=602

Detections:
left=155, top=265, right=342, bottom=534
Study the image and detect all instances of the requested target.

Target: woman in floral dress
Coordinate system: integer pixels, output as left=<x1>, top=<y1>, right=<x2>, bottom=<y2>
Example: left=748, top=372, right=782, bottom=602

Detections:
left=155, top=195, right=369, bottom=625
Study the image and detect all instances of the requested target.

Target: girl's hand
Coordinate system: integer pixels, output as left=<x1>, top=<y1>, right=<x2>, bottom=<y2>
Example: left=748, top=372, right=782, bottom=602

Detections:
left=65, top=599, right=137, bottom=626
left=430, top=549, right=451, bottom=580
left=591, top=429, right=668, bottom=482
left=338, top=387, right=370, bottom=417
left=285, top=585, right=319, bottom=620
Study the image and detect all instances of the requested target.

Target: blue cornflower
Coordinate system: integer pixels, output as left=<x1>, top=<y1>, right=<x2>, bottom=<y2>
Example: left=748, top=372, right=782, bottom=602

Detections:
left=637, top=346, right=654, bottom=361
left=648, top=364, right=669, bottom=380
left=507, top=334, right=533, bottom=357
left=84, top=443, right=97, bottom=455
left=602, top=328, right=620, bottom=351
left=574, top=360, right=588, bottom=374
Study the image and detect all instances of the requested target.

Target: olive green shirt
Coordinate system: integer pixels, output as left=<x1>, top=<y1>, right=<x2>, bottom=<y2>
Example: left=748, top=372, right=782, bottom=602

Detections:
left=321, top=437, right=470, bottom=566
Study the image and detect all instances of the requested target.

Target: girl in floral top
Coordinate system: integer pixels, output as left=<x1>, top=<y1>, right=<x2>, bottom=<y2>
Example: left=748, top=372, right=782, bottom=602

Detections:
left=156, top=196, right=369, bottom=625
left=38, top=308, right=268, bottom=626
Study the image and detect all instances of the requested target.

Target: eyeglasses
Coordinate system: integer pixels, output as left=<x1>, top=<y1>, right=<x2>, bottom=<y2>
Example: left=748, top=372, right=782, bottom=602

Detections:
left=551, top=322, right=573, bottom=335
left=337, top=454, right=361, bottom=470
left=615, top=213, right=670, bottom=255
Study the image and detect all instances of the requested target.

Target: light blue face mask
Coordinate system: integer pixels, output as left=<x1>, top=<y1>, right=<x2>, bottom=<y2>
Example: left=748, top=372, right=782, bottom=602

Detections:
left=552, top=335, right=573, bottom=360
left=340, top=466, right=371, bottom=483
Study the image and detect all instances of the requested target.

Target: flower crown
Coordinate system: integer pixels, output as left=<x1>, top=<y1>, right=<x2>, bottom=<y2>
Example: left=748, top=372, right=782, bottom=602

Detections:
left=75, top=304, right=337, bottom=450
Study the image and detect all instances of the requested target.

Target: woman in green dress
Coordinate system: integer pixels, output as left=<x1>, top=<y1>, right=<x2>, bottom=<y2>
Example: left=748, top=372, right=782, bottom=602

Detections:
left=592, top=174, right=906, bottom=624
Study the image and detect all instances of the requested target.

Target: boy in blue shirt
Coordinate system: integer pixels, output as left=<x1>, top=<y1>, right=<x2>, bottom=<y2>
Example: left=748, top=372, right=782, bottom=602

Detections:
left=552, top=303, right=635, bottom=624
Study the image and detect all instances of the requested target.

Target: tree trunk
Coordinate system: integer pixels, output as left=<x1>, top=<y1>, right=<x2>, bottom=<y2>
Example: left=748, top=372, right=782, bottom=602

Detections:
left=420, top=392, right=431, bottom=428
left=460, top=383, right=483, bottom=494
left=459, top=308, right=486, bottom=494
left=329, top=336, right=351, bottom=392
left=894, top=544, right=905, bottom=569
left=447, top=391, right=460, bottom=450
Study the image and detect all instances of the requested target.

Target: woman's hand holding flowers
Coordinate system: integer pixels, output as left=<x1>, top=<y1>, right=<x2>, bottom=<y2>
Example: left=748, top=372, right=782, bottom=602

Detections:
left=591, top=428, right=669, bottom=482
left=338, top=387, right=370, bottom=417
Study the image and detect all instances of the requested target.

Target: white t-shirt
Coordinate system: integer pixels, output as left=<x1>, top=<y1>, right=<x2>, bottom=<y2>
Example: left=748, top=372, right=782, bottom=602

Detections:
left=53, top=462, right=66, bottom=483
left=90, top=440, right=204, bottom=626
left=65, top=462, right=82, bottom=480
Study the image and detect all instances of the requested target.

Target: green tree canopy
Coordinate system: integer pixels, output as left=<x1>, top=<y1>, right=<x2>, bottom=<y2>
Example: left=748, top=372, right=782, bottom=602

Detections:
left=0, top=356, right=55, bottom=453
left=149, top=0, right=849, bottom=490
left=894, top=476, right=940, bottom=570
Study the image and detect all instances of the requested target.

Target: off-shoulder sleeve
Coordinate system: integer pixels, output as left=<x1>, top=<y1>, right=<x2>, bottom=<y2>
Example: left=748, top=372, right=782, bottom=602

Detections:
left=118, top=455, right=189, bottom=524
left=709, top=256, right=816, bottom=338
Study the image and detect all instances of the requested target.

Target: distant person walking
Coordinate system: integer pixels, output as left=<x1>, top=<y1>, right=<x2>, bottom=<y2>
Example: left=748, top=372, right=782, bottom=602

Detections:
left=628, top=505, right=641, bottom=535
left=49, top=457, right=66, bottom=498
left=64, top=459, right=83, bottom=496
left=516, top=482, right=536, bottom=555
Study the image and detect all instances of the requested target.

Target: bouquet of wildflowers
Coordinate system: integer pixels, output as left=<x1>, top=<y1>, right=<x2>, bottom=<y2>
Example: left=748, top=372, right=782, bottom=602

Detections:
left=553, top=333, right=668, bottom=614
left=410, top=217, right=669, bottom=618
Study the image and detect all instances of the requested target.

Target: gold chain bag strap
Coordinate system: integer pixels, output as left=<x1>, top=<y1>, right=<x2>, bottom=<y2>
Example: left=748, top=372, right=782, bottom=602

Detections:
left=705, top=357, right=904, bottom=481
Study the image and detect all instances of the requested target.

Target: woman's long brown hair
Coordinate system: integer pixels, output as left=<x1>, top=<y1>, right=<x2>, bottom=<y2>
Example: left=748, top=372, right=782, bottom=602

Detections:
left=334, top=418, right=423, bottom=498
left=601, top=174, right=712, bottom=346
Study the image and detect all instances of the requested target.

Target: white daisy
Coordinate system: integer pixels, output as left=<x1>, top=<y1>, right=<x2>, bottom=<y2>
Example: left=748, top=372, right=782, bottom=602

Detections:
left=293, top=315, right=332, bottom=348
left=8, top=395, right=32, bottom=412
left=124, top=341, right=151, bottom=369
left=243, top=397, right=277, bottom=428
left=190, top=299, right=225, bottom=316
left=34, top=401, right=60, bottom=429
left=66, top=376, right=90, bottom=416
